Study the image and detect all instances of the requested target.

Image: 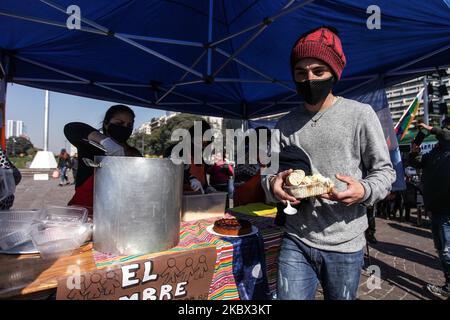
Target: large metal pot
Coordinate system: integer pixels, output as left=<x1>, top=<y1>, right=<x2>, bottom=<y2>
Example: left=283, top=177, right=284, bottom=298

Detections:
left=87, top=156, right=183, bottom=255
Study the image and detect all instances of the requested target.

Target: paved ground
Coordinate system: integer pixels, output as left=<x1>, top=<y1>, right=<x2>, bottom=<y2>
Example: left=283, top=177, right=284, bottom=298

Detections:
left=10, top=173, right=448, bottom=300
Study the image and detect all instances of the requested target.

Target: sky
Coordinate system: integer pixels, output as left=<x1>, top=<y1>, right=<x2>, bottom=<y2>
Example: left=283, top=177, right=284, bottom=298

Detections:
left=6, top=83, right=165, bottom=154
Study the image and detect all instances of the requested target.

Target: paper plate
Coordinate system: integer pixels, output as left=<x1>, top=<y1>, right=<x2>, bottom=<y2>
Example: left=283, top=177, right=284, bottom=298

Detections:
left=206, top=224, right=258, bottom=238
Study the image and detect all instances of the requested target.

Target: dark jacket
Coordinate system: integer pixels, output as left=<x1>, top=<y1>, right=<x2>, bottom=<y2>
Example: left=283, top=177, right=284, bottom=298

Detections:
left=57, top=156, right=71, bottom=169
left=409, top=143, right=450, bottom=214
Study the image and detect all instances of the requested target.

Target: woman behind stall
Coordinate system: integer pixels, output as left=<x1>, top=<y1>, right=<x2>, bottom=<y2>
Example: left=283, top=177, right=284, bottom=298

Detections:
left=183, top=120, right=214, bottom=193
left=64, top=104, right=141, bottom=215
left=233, top=126, right=270, bottom=207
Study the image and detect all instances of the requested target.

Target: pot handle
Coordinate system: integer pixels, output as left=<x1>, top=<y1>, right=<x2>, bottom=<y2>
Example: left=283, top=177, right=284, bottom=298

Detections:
left=82, top=158, right=101, bottom=168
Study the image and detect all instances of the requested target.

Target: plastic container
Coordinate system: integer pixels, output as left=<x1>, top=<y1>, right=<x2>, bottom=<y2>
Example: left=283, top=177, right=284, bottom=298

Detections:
left=181, top=192, right=227, bottom=221
left=30, top=223, right=92, bottom=260
left=41, top=206, right=88, bottom=226
left=0, top=221, right=34, bottom=250
left=0, top=210, right=43, bottom=223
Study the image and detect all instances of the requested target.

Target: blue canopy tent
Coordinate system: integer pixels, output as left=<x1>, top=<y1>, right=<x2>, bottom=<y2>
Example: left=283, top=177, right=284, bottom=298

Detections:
left=0, top=0, right=449, bottom=190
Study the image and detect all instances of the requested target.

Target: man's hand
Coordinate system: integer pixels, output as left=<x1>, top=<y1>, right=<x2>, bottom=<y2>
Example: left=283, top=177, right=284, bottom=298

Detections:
left=321, top=174, right=365, bottom=206
left=411, top=143, right=421, bottom=153
left=270, top=169, right=300, bottom=205
left=418, top=123, right=433, bottom=132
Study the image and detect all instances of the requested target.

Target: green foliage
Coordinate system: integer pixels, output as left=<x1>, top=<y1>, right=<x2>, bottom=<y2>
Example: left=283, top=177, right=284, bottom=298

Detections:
left=9, top=155, right=33, bottom=169
left=129, top=113, right=204, bottom=156
left=6, top=136, right=34, bottom=157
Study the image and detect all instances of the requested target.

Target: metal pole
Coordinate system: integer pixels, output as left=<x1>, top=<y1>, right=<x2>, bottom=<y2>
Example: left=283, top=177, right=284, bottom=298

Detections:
left=207, top=0, right=214, bottom=76
left=0, top=56, right=9, bottom=150
left=44, top=90, right=49, bottom=152
left=423, top=77, right=429, bottom=125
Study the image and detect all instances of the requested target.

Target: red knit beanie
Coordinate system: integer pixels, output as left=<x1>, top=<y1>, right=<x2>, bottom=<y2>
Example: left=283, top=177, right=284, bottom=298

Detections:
left=290, top=26, right=346, bottom=80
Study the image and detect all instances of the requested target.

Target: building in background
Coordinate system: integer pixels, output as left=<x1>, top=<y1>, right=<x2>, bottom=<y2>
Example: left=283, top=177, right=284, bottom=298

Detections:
left=136, top=112, right=226, bottom=135
left=6, top=120, right=25, bottom=138
left=386, top=69, right=450, bottom=125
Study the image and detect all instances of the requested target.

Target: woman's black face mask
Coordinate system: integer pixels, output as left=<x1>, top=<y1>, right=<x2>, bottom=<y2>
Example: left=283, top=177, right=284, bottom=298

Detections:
left=107, top=123, right=133, bottom=143
left=295, top=76, right=335, bottom=105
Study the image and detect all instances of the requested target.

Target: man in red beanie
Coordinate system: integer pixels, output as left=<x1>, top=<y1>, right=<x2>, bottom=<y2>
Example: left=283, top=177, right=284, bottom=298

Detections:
left=262, top=26, right=396, bottom=300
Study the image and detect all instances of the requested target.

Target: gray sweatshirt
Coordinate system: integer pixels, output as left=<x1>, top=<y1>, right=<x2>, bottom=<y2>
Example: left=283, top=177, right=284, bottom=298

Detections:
left=262, top=96, right=396, bottom=253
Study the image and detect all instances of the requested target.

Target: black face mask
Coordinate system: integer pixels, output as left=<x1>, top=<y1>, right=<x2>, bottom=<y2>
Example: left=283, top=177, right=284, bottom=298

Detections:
left=295, top=76, right=334, bottom=105
left=107, top=123, right=133, bottom=143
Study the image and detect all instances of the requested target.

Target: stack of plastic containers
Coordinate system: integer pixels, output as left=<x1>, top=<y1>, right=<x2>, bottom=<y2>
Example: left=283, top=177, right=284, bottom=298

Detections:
left=0, top=206, right=92, bottom=260
left=0, top=210, right=42, bottom=251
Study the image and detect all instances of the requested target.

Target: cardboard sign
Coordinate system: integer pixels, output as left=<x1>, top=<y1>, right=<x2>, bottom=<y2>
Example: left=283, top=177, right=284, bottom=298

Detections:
left=56, top=247, right=217, bottom=300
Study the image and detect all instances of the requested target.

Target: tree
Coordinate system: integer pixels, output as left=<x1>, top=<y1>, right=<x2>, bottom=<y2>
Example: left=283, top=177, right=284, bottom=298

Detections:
left=129, top=113, right=205, bottom=156
left=6, top=136, right=34, bottom=157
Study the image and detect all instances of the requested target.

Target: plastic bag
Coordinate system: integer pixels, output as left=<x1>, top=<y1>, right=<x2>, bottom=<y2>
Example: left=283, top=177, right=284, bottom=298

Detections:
left=52, top=169, right=60, bottom=179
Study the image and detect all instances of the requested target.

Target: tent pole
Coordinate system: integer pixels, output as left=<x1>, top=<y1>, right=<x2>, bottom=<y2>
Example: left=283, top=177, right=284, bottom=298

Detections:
left=13, top=78, right=87, bottom=84
left=117, top=33, right=203, bottom=47
left=0, top=56, right=8, bottom=150
left=423, top=77, right=429, bottom=125
left=207, top=0, right=214, bottom=76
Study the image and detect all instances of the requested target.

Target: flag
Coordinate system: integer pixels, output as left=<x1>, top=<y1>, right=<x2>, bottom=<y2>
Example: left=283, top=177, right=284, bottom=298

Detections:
left=394, top=88, right=424, bottom=142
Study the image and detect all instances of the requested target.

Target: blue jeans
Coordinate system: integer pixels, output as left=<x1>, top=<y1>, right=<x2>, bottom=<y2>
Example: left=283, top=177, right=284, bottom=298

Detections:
left=59, top=166, right=68, bottom=184
left=277, top=234, right=364, bottom=300
left=431, top=213, right=450, bottom=290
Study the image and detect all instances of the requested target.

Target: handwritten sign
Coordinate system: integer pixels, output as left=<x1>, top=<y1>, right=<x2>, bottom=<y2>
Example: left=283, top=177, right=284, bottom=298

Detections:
left=56, top=247, right=216, bottom=300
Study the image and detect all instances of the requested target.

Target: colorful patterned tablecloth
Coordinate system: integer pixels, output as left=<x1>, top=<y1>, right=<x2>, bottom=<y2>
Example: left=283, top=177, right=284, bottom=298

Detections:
left=93, top=206, right=283, bottom=300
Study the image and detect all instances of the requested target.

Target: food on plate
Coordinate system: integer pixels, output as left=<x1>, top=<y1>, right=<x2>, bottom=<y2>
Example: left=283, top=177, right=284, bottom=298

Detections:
left=212, top=218, right=252, bottom=236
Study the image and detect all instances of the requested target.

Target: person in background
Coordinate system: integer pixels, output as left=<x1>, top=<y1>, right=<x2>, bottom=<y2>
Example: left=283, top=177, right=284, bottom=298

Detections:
left=57, top=148, right=71, bottom=186
left=409, top=120, right=450, bottom=299
left=233, top=126, right=271, bottom=207
left=207, top=157, right=234, bottom=192
left=183, top=120, right=215, bottom=193
left=207, top=156, right=234, bottom=207
left=365, top=205, right=377, bottom=244
left=71, top=153, right=78, bottom=185
left=417, top=117, right=450, bottom=141
left=0, top=148, right=22, bottom=210
left=64, top=104, right=141, bottom=215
